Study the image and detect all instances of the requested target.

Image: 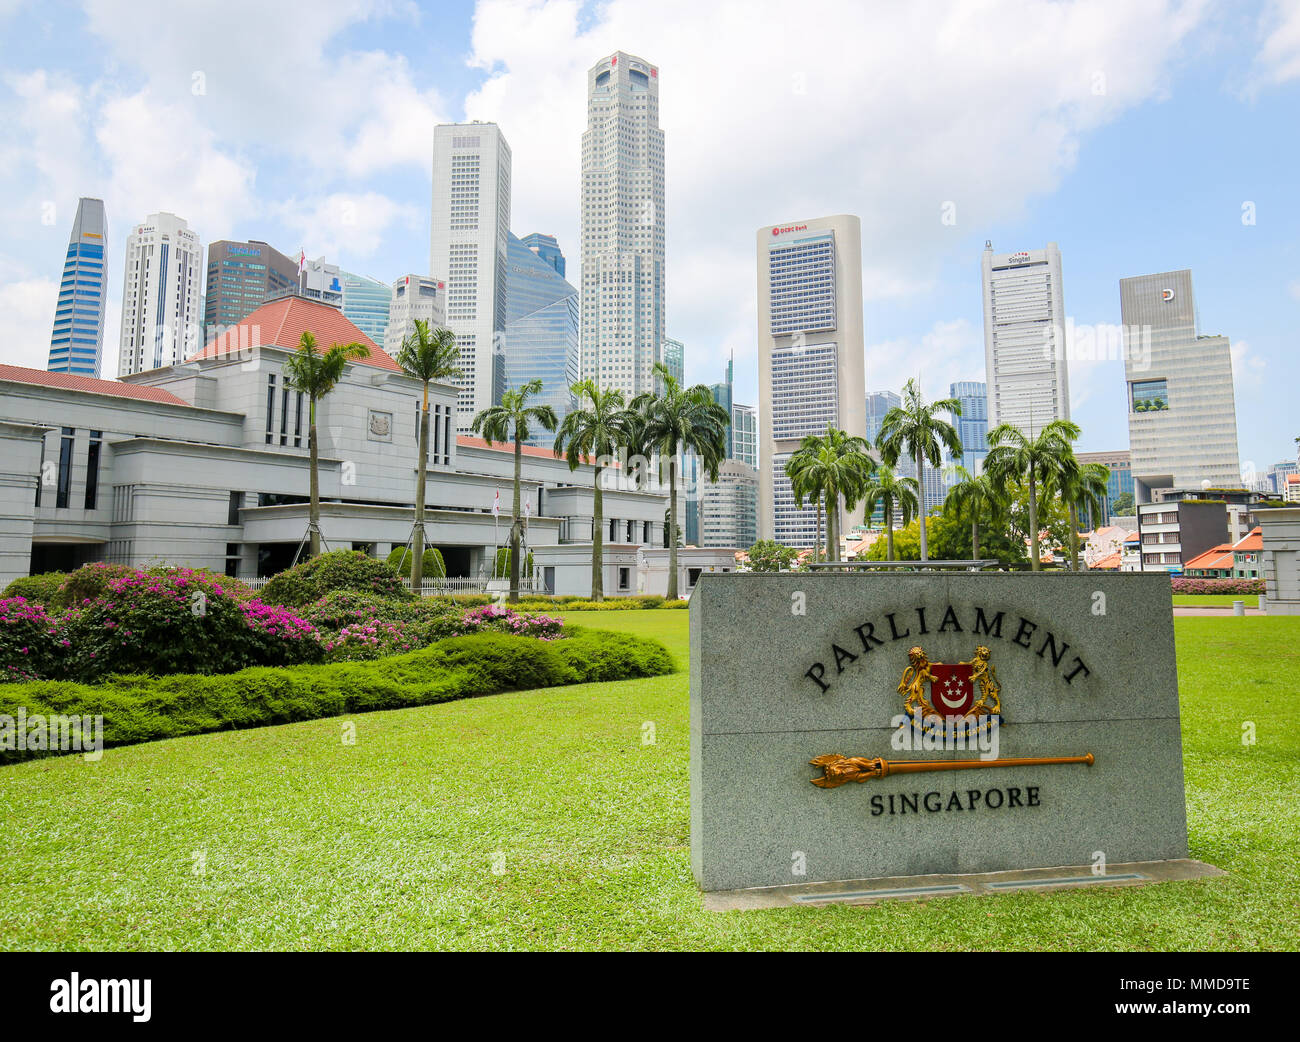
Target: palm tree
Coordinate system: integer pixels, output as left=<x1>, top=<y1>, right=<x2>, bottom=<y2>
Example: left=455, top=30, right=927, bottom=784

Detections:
left=553, top=380, right=633, bottom=601
left=631, top=362, right=729, bottom=599
left=983, top=419, right=1081, bottom=570
left=472, top=379, right=558, bottom=602
left=283, top=332, right=370, bottom=559
left=945, top=466, right=1002, bottom=562
left=1055, top=458, right=1110, bottom=571
left=876, top=378, right=962, bottom=563
left=786, top=428, right=874, bottom=562
left=863, top=465, right=921, bottom=562
left=785, top=434, right=826, bottom=562
left=395, top=320, right=461, bottom=592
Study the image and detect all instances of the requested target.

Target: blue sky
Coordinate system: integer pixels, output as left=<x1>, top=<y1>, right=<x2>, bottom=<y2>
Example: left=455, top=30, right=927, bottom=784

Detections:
left=1, top=0, right=1297, bottom=473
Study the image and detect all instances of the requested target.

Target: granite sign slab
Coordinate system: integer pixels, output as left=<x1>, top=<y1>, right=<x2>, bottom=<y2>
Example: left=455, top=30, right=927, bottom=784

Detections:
left=689, top=572, right=1189, bottom=892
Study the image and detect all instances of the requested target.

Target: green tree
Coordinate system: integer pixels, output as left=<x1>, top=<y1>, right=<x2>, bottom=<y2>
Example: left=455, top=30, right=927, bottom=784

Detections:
left=631, top=363, right=729, bottom=599
left=283, top=332, right=371, bottom=559
left=395, top=320, right=461, bottom=591
left=746, top=539, right=798, bottom=573
left=863, top=464, right=920, bottom=562
left=1056, top=459, right=1111, bottom=570
left=944, top=466, right=1004, bottom=561
left=876, top=378, right=962, bottom=562
left=785, top=434, right=826, bottom=559
left=1111, top=491, right=1135, bottom=516
left=471, top=379, right=558, bottom=603
left=983, top=419, right=1080, bottom=570
left=553, top=380, right=634, bottom=601
left=785, top=428, right=874, bottom=562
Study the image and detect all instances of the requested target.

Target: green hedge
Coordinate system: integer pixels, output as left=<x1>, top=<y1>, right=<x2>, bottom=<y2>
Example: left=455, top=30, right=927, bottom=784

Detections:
left=0, top=627, right=673, bottom=763
left=1, top=572, right=66, bottom=605
left=262, top=549, right=409, bottom=607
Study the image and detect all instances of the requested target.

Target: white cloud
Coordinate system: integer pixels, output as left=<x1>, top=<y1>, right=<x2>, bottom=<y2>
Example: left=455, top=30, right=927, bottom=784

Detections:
left=1231, top=337, right=1267, bottom=389
left=271, top=191, right=418, bottom=261
left=866, top=318, right=984, bottom=402
left=0, top=278, right=60, bottom=369
left=1250, top=0, right=1300, bottom=88
left=464, top=0, right=1209, bottom=383
left=81, top=0, right=446, bottom=177
left=95, top=89, right=256, bottom=242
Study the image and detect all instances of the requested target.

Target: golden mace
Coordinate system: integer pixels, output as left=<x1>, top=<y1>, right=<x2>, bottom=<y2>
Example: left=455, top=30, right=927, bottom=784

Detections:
left=810, top=753, right=1094, bottom=788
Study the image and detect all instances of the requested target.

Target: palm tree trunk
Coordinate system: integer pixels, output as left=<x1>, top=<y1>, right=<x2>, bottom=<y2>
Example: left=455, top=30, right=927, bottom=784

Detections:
left=972, top=516, right=979, bottom=561
left=667, top=453, right=679, bottom=599
left=509, top=438, right=522, bottom=603
left=1069, top=504, right=1079, bottom=571
left=826, top=492, right=838, bottom=563
left=1028, top=468, right=1040, bottom=571
left=885, top=499, right=895, bottom=562
left=412, top=385, right=429, bottom=593
left=815, top=496, right=823, bottom=564
left=917, top=446, right=929, bottom=563
left=308, top=396, right=320, bottom=558
left=592, top=464, right=604, bottom=602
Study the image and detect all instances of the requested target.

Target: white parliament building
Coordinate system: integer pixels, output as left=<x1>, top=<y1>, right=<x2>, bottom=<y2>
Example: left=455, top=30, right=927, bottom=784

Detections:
left=1, top=296, right=734, bottom=596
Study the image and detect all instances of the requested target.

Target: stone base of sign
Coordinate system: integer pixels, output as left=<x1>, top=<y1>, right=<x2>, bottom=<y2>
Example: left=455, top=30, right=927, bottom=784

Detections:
left=701, top=858, right=1224, bottom=911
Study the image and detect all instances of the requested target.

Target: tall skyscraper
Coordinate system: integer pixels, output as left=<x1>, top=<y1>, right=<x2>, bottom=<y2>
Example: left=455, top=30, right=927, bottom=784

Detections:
left=1120, top=269, right=1240, bottom=500
left=505, top=232, right=579, bottom=440
left=118, top=212, right=203, bottom=375
left=521, top=232, right=565, bottom=277
left=580, top=51, right=665, bottom=397
left=662, top=336, right=684, bottom=386
left=383, top=275, right=446, bottom=358
left=949, top=380, right=989, bottom=474
left=981, top=241, right=1070, bottom=434
left=48, top=197, right=108, bottom=376
left=204, top=239, right=298, bottom=337
left=731, top=403, right=758, bottom=470
left=865, top=389, right=901, bottom=445
left=757, top=215, right=867, bottom=547
left=698, top=459, right=759, bottom=549
left=708, top=358, right=735, bottom=456
left=431, top=121, right=511, bottom=429
left=1076, top=449, right=1134, bottom=525
left=341, top=271, right=393, bottom=347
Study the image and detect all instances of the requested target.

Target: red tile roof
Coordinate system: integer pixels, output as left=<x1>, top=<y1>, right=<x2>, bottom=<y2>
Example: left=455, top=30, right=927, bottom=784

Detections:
left=1091, top=552, right=1122, bottom=570
left=457, top=435, right=592, bottom=464
left=1231, top=526, right=1263, bottom=552
left=0, top=364, right=191, bottom=406
left=1183, top=544, right=1235, bottom=572
left=189, top=296, right=401, bottom=372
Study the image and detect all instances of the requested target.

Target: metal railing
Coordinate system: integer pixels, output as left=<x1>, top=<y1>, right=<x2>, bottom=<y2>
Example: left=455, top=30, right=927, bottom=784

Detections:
left=237, top=576, right=544, bottom=596
left=805, top=559, right=1004, bottom=571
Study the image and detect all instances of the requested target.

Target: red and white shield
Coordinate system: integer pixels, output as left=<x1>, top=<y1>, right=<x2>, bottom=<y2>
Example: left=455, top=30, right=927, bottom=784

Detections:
left=929, top=663, right=975, bottom=717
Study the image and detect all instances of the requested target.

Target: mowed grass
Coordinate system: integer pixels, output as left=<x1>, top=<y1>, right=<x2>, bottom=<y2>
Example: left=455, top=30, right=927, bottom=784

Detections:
left=1172, top=594, right=1262, bottom=607
left=1, top=609, right=1296, bottom=951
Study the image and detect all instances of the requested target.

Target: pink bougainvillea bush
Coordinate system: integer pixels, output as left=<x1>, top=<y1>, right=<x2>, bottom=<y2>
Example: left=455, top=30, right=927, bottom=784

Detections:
left=1, top=563, right=570, bottom=680
left=1171, top=577, right=1264, bottom=595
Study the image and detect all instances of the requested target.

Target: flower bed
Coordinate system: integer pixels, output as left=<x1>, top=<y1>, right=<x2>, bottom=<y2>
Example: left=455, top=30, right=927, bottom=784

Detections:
left=1171, top=577, right=1264, bottom=595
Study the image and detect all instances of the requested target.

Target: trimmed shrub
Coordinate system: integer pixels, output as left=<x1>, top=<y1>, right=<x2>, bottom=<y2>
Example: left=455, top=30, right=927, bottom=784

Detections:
left=385, top=546, right=447, bottom=579
left=145, top=565, right=256, bottom=601
left=0, top=628, right=675, bottom=762
left=492, top=547, right=534, bottom=579
left=1171, top=577, right=1264, bottom=595
left=1, top=573, right=66, bottom=606
left=262, top=550, right=409, bottom=607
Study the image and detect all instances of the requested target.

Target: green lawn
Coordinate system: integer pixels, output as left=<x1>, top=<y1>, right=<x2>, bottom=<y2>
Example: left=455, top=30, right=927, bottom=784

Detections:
left=1172, top=594, right=1262, bottom=607
left=1, top=609, right=1296, bottom=951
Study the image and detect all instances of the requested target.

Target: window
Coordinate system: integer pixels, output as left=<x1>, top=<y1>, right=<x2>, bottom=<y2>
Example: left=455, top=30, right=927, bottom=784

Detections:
left=84, top=430, right=102, bottom=510
left=1131, top=379, right=1169, bottom=413
left=280, top=386, right=290, bottom=445
left=56, top=427, right=74, bottom=509
left=643, top=521, right=651, bottom=543
left=225, top=543, right=241, bottom=579
left=626, top=519, right=634, bottom=542
left=618, top=567, right=630, bottom=591
left=228, top=491, right=241, bottom=526
left=265, top=374, right=276, bottom=443
left=294, top=392, right=303, bottom=447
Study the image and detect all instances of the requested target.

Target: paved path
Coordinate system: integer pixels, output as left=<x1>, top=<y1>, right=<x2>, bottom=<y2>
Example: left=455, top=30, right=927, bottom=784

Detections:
left=1172, top=605, right=1263, bottom=616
